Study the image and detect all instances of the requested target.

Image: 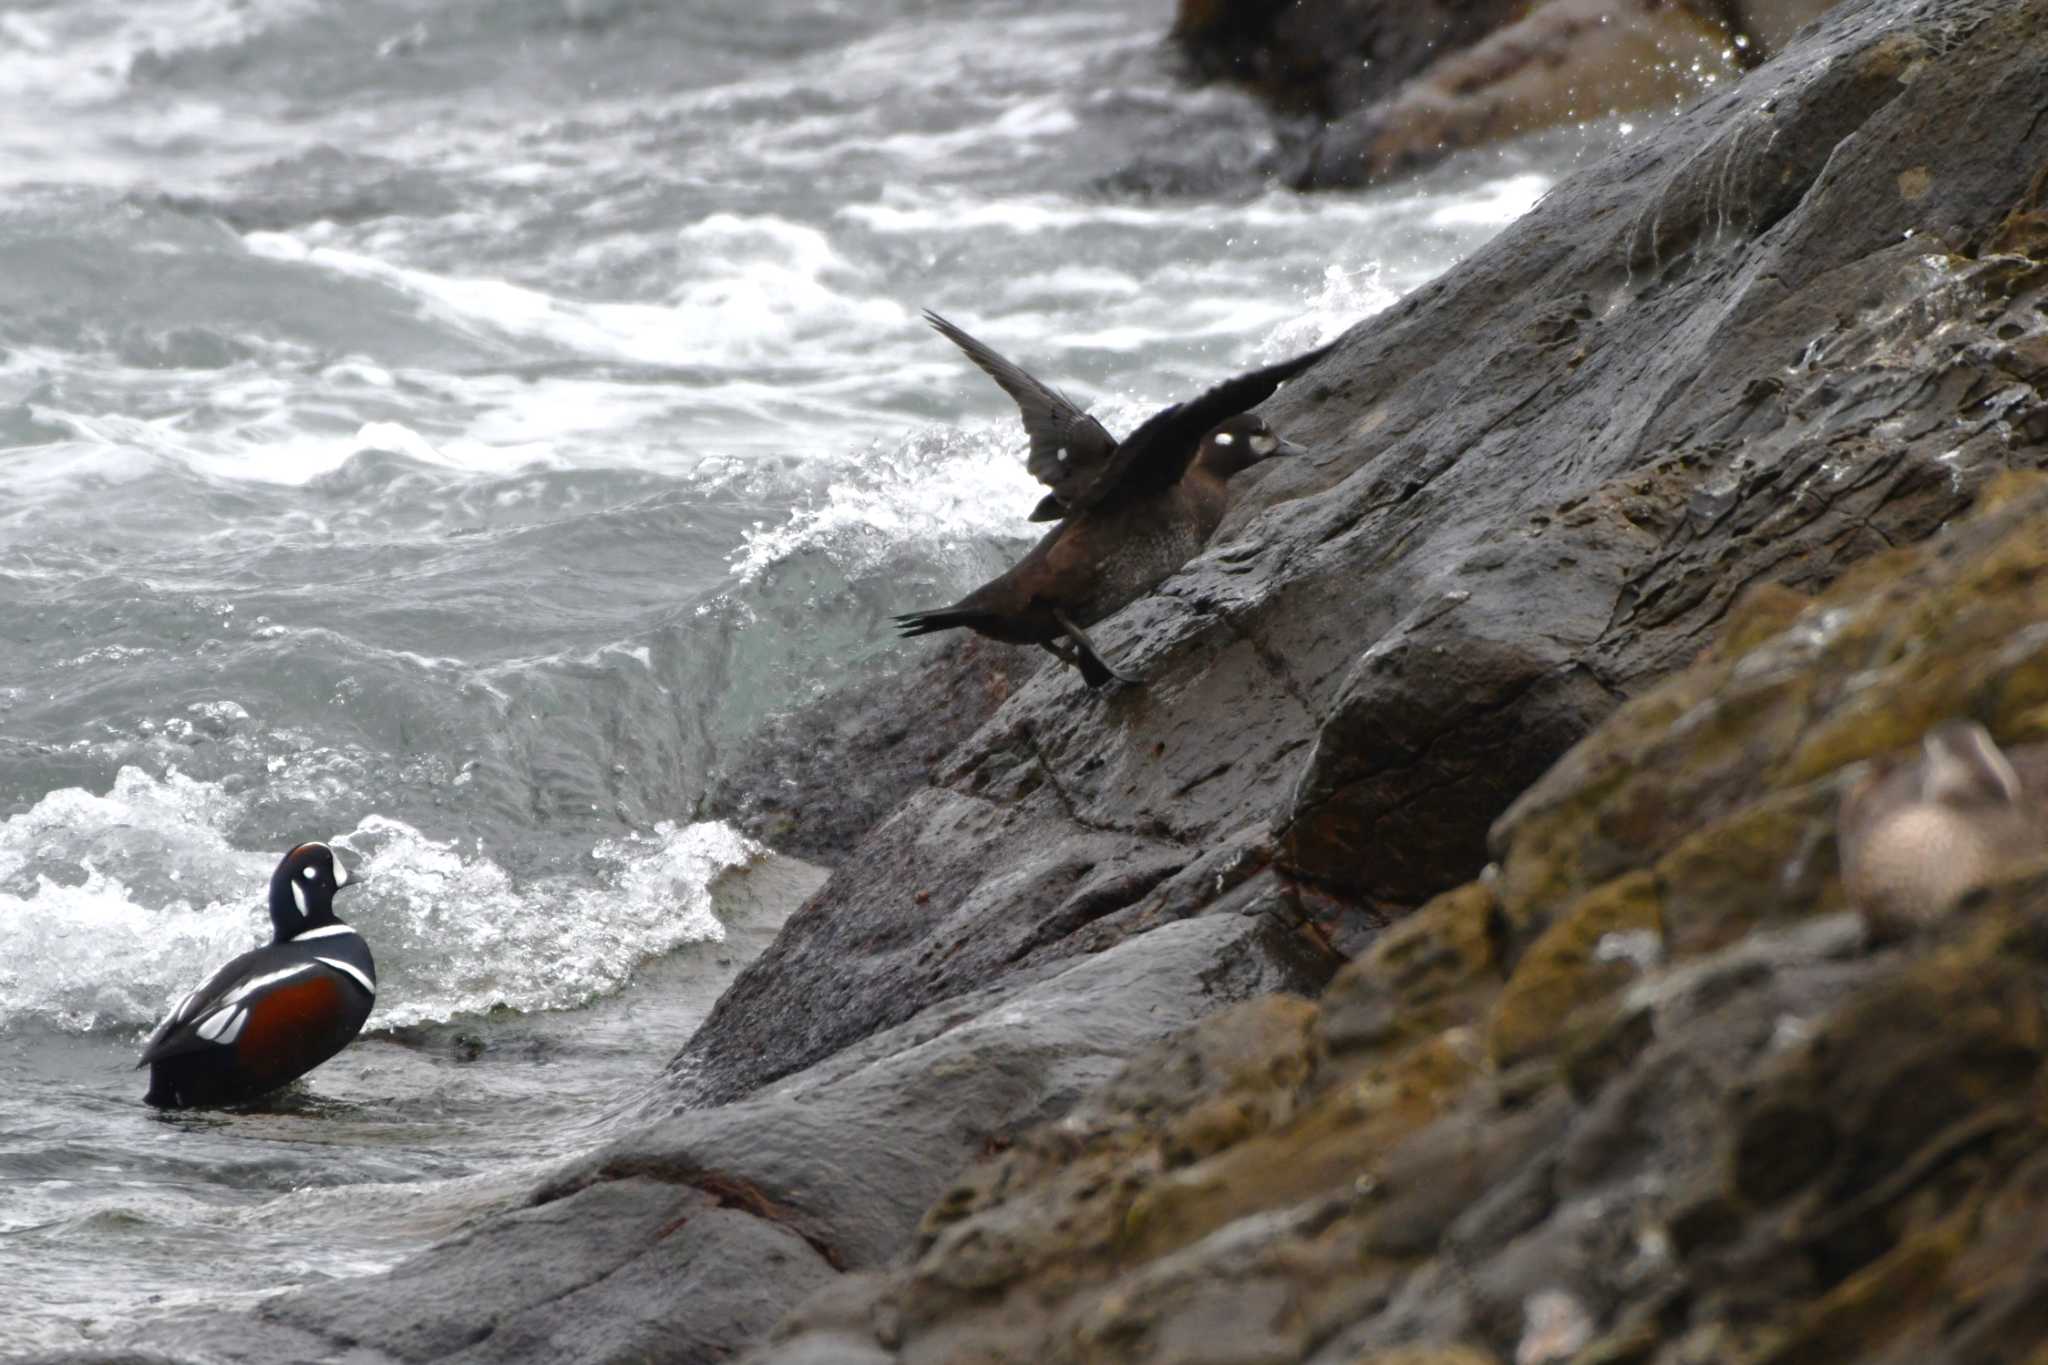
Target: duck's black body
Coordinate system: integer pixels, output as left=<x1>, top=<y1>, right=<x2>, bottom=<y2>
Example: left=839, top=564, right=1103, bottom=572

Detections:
left=141, top=842, right=375, bottom=1110
left=896, top=311, right=1331, bottom=686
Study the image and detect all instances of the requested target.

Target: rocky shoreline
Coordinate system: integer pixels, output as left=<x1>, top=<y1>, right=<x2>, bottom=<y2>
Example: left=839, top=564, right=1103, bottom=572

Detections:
left=1172, top=0, right=1843, bottom=189
left=34, top=0, right=2048, bottom=1360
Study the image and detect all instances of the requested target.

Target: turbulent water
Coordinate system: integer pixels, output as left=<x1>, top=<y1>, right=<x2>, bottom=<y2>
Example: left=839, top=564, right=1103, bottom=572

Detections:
left=0, top=0, right=1604, bottom=1346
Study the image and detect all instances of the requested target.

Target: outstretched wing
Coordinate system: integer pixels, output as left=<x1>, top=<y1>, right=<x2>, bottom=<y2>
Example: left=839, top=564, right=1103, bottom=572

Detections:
left=1083, top=340, right=1335, bottom=510
left=925, top=310, right=1119, bottom=518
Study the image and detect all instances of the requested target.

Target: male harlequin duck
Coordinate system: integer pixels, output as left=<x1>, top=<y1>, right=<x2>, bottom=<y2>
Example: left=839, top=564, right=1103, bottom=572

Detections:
left=894, top=311, right=1331, bottom=687
left=1838, top=720, right=2046, bottom=928
left=140, top=841, right=375, bottom=1109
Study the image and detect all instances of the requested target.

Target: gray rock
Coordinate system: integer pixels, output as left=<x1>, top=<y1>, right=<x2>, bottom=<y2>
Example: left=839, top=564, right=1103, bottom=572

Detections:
left=560, top=912, right=1328, bottom=1267
left=666, top=787, right=1215, bottom=1107
left=435, top=1205, right=836, bottom=1365
left=706, top=635, right=1039, bottom=866
left=1253, top=0, right=2048, bottom=902
left=1173, top=0, right=1842, bottom=189
left=1170, top=0, right=1527, bottom=118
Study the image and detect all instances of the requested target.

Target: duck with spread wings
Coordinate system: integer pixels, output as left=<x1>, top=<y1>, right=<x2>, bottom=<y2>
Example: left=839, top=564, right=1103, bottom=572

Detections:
left=895, top=311, right=1331, bottom=687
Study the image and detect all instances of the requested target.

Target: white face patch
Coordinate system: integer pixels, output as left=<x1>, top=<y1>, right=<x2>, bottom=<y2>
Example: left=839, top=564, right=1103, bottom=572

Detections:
left=1250, top=433, right=1278, bottom=456
left=333, top=856, right=349, bottom=887
left=290, top=880, right=308, bottom=916
left=1211, top=432, right=1235, bottom=447
left=317, top=956, right=376, bottom=995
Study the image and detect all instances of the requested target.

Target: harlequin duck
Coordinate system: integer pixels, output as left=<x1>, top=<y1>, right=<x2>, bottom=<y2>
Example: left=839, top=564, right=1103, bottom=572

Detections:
left=894, top=311, right=1330, bottom=687
left=1838, top=720, right=2046, bottom=928
left=140, top=841, right=375, bottom=1109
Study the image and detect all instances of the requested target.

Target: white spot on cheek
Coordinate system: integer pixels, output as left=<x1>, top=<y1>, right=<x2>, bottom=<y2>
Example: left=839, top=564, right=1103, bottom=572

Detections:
left=1056, top=447, right=1069, bottom=462
left=302, top=865, right=317, bottom=880
left=291, top=881, right=308, bottom=916
left=1212, top=432, right=1235, bottom=447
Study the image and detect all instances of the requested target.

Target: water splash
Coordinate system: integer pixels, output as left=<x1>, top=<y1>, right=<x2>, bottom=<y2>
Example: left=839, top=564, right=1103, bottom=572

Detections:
left=340, top=813, right=755, bottom=1028
left=726, top=422, right=1045, bottom=585
left=0, top=768, right=759, bottom=1035
left=1264, top=263, right=1398, bottom=356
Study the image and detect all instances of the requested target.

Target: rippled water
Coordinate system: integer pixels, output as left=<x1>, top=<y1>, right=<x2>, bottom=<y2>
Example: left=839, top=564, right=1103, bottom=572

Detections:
left=0, top=0, right=1601, bottom=1346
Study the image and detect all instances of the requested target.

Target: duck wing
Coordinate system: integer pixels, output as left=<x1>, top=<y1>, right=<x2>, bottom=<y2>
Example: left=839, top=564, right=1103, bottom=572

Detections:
left=138, top=946, right=266, bottom=1066
left=925, top=310, right=1119, bottom=521
left=136, top=944, right=347, bottom=1067
left=1080, top=340, right=1335, bottom=511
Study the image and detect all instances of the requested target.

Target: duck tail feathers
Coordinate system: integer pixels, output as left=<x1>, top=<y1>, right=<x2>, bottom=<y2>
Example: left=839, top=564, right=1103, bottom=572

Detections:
left=893, top=607, right=987, bottom=639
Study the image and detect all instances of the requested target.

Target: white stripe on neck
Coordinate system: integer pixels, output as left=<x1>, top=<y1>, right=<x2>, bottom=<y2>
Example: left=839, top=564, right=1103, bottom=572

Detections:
left=317, top=956, right=375, bottom=995
left=291, top=923, right=357, bottom=942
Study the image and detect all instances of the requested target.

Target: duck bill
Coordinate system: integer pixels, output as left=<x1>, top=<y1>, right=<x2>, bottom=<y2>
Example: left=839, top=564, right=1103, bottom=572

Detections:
left=1266, top=436, right=1308, bottom=460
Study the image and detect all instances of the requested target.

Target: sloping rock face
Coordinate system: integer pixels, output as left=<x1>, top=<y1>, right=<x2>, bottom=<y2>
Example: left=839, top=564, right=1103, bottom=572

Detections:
left=706, top=635, right=1038, bottom=866
left=676, top=0, right=2048, bottom=1108
left=41, top=2, right=2048, bottom=1362
left=748, top=474, right=2048, bottom=1365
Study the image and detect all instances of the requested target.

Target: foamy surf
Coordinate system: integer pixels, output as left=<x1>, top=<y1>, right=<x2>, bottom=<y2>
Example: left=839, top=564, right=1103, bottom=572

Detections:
left=0, top=767, right=759, bottom=1035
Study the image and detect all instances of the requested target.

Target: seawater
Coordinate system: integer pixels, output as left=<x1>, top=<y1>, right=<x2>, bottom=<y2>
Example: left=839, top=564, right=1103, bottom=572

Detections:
left=0, top=0, right=1602, bottom=1345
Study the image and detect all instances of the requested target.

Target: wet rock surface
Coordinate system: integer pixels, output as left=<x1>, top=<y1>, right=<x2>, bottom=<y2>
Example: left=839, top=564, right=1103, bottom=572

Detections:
left=1172, top=0, right=1530, bottom=118
left=43, top=0, right=2048, bottom=1360
left=1174, top=0, right=1841, bottom=188
left=706, top=635, right=1038, bottom=866
left=1290, top=0, right=1743, bottom=190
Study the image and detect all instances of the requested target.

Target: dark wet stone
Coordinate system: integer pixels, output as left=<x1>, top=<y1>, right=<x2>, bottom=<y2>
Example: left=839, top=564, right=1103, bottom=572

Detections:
left=1174, top=0, right=1839, bottom=189
left=665, top=790, right=1214, bottom=1107
left=706, top=635, right=1037, bottom=866
left=1171, top=0, right=1526, bottom=118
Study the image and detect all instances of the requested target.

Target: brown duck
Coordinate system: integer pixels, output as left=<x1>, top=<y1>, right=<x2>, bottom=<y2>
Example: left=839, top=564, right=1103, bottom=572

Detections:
left=1838, top=720, right=2047, bottom=927
left=894, top=311, right=1330, bottom=687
